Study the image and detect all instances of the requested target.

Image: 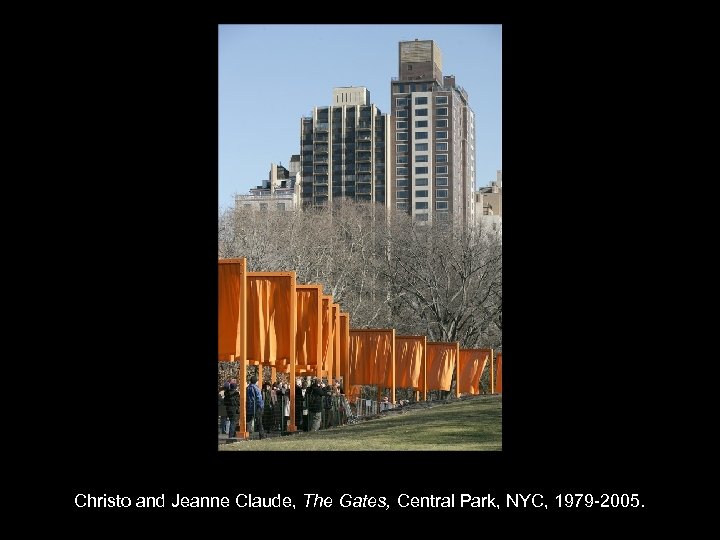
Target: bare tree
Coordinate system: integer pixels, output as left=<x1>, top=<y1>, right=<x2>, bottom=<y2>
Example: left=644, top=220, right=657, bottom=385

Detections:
left=380, top=214, right=501, bottom=348
left=218, top=201, right=501, bottom=350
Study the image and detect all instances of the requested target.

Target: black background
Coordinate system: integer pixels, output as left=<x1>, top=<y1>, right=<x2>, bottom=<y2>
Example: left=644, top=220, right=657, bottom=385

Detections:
left=41, top=18, right=665, bottom=521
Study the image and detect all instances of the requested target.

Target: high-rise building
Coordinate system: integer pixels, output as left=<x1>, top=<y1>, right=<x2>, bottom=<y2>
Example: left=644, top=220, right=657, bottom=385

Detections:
left=300, top=87, right=390, bottom=209
left=390, top=40, right=476, bottom=226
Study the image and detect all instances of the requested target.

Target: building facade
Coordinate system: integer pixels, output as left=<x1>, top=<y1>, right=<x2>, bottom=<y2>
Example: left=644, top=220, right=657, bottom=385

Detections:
left=474, top=170, right=502, bottom=231
left=300, top=87, right=390, bottom=209
left=390, top=40, right=476, bottom=226
left=235, top=158, right=301, bottom=211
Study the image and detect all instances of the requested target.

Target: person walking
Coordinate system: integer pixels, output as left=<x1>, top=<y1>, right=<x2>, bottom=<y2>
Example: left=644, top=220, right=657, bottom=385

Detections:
left=246, top=375, right=266, bottom=439
left=262, top=382, right=274, bottom=435
left=224, top=382, right=240, bottom=438
left=275, top=382, right=289, bottom=433
left=218, top=381, right=230, bottom=434
left=306, top=378, right=328, bottom=432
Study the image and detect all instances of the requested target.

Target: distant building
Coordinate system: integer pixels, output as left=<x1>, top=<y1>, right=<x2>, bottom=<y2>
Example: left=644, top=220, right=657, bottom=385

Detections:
left=474, top=170, right=502, bottom=231
left=390, top=40, right=476, bottom=227
left=300, top=87, right=390, bottom=209
left=235, top=158, right=301, bottom=211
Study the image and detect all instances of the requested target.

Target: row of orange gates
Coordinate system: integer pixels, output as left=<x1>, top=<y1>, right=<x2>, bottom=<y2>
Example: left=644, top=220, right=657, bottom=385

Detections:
left=219, top=258, right=502, bottom=439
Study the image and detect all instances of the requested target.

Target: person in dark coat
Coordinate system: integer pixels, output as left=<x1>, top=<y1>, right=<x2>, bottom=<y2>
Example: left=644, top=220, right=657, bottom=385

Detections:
left=307, top=378, right=329, bottom=432
left=218, top=381, right=230, bottom=434
left=270, top=383, right=281, bottom=430
left=261, top=382, right=274, bottom=435
left=224, top=382, right=240, bottom=438
left=295, top=379, right=309, bottom=432
left=279, top=382, right=291, bottom=433
left=246, top=375, right=265, bottom=439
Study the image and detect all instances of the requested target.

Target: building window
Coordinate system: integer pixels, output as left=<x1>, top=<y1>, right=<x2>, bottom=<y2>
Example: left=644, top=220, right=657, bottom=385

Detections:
left=415, top=166, right=428, bottom=174
left=397, top=202, right=408, bottom=210
left=243, top=204, right=252, bottom=210
left=415, top=132, right=428, bottom=140
left=416, top=155, right=428, bottom=162
left=396, top=144, right=408, bottom=153
left=435, top=119, right=448, bottom=128
left=396, top=98, right=409, bottom=107
left=396, top=121, right=408, bottom=129
left=396, top=190, right=409, bottom=199
left=396, top=110, right=407, bottom=118
left=436, top=189, right=448, bottom=199
left=436, top=131, right=448, bottom=139
left=396, top=178, right=408, bottom=187
left=396, top=132, right=408, bottom=141
left=436, top=154, right=448, bottom=163
left=415, top=177, right=428, bottom=186
left=435, top=142, right=448, bottom=151
left=416, top=214, right=429, bottom=221
left=415, top=120, right=428, bottom=128
left=414, top=96, right=427, bottom=105
left=259, top=203, right=268, bottom=211
left=436, top=201, right=449, bottom=210
left=396, top=167, right=408, bottom=175
left=415, top=143, right=428, bottom=151
left=415, top=190, right=428, bottom=198
left=435, top=166, right=448, bottom=174
left=436, top=107, right=448, bottom=116
left=276, top=203, right=286, bottom=211
left=436, top=177, right=448, bottom=186
left=396, top=155, right=408, bottom=164
left=415, top=202, right=429, bottom=210
left=415, top=108, right=428, bottom=116
left=435, top=96, right=448, bottom=105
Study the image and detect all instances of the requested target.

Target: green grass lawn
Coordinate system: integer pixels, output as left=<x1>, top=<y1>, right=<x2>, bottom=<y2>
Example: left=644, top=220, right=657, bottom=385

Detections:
left=219, top=394, right=501, bottom=451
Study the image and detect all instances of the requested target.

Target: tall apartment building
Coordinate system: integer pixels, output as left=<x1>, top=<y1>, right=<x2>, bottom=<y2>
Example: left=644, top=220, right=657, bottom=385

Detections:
left=390, top=40, right=476, bottom=226
left=300, top=87, right=390, bottom=209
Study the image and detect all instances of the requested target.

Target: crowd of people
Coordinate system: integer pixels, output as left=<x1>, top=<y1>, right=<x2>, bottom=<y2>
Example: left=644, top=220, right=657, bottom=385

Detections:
left=218, top=376, right=355, bottom=439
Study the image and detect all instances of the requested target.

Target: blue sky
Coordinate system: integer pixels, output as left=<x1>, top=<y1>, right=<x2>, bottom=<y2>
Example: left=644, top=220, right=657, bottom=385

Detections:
left=219, top=24, right=501, bottom=210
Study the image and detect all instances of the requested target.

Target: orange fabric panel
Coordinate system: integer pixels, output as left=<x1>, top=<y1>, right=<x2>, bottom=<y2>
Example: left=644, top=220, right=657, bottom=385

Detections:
left=296, top=288, right=319, bottom=366
left=332, top=305, right=341, bottom=382
left=218, top=261, right=245, bottom=357
left=381, top=331, right=395, bottom=389
left=349, top=332, right=368, bottom=384
left=458, top=349, right=491, bottom=394
left=395, top=337, right=425, bottom=389
left=246, top=276, right=293, bottom=363
left=339, top=314, right=349, bottom=378
left=426, top=343, right=458, bottom=391
left=349, top=331, right=394, bottom=386
left=496, top=353, right=502, bottom=393
left=321, top=297, right=334, bottom=376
